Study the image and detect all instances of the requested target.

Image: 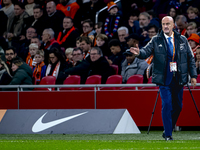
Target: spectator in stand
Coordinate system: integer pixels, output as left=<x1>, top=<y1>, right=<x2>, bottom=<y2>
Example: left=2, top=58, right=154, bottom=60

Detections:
left=96, top=33, right=111, bottom=57
left=26, top=43, right=38, bottom=68
left=0, top=58, right=12, bottom=86
left=93, top=22, right=103, bottom=46
left=121, top=49, right=148, bottom=83
left=41, top=28, right=61, bottom=65
left=31, top=36, right=41, bottom=49
left=0, top=0, right=14, bottom=18
left=103, top=1, right=123, bottom=40
left=56, top=0, right=80, bottom=19
left=187, top=6, right=200, bottom=27
left=79, top=36, right=92, bottom=59
left=5, top=2, right=29, bottom=44
left=186, top=22, right=200, bottom=37
left=57, top=17, right=80, bottom=49
left=147, top=9, right=161, bottom=28
left=3, top=57, right=33, bottom=91
left=65, top=47, right=73, bottom=66
left=4, top=47, right=17, bottom=75
left=45, top=1, right=65, bottom=37
left=23, top=4, right=46, bottom=37
left=187, top=33, right=200, bottom=57
left=117, top=26, right=129, bottom=52
left=32, top=50, right=46, bottom=84
left=125, top=10, right=140, bottom=35
left=107, top=39, right=126, bottom=74
left=125, top=33, right=141, bottom=49
left=25, top=0, right=35, bottom=16
left=19, top=27, right=37, bottom=61
left=167, top=0, right=192, bottom=15
left=80, top=19, right=95, bottom=41
left=45, top=47, right=67, bottom=79
left=75, top=36, right=81, bottom=48
left=143, top=24, right=159, bottom=46
left=175, top=15, right=188, bottom=36
left=167, top=5, right=180, bottom=22
left=195, top=47, right=200, bottom=74
left=56, top=47, right=90, bottom=84
left=86, top=47, right=115, bottom=83
left=138, top=12, right=151, bottom=36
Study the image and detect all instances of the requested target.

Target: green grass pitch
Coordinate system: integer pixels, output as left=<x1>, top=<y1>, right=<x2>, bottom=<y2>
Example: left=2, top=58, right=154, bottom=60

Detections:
left=0, top=131, right=199, bottom=150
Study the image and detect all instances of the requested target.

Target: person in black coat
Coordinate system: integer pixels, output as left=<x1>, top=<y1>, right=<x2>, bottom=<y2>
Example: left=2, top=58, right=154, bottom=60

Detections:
left=23, top=4, right=46, bottom=37
left=86, top=47, right=115, bottom=84
left=107, top=39, right=126, bottom=74
left=56, top=17, right=80, bottom=49
left=56, top=47, right=90, bottom=84
left=45, top=1, right=66, bottom=38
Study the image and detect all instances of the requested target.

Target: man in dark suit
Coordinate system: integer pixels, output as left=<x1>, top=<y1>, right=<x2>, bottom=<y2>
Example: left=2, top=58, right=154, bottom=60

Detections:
left=130, top=16, right=197, bottom=140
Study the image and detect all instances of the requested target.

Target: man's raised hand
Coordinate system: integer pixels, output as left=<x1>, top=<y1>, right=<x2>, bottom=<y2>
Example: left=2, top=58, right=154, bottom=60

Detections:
left=130, top=44, right=140, bottom=56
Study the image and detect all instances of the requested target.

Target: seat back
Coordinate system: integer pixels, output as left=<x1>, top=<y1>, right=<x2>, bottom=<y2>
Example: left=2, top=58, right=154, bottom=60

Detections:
left=85, top=75, right=102, bottom=84
left=110, top=64, right=118, bottom=75
left=34, top=76, right=56, bottom=91
left=60, top=75, right=81, bottom=90
left=101, top=75, right=122, bottom=90
left=79, top=75, right=102, bottom=90
left=121, top=74, right=144, bottom=90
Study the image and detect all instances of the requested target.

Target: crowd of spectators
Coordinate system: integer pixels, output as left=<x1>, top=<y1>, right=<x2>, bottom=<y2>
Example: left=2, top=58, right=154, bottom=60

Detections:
left=0, top=0, right=200, bottom=90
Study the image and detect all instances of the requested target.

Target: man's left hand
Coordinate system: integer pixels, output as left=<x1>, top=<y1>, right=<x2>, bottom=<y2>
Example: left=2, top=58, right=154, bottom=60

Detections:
left=191, top=78, right=197, bottom=89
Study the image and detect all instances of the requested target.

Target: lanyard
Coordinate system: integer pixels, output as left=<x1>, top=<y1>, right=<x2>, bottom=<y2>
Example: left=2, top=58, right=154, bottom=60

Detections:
left=172, top=32, right=175, bottom=62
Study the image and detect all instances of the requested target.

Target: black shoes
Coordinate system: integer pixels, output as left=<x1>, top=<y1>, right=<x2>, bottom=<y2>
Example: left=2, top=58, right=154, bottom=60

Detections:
left=162, top=131, right=173, bottom=141
left=165, top=136, right=173, bottom=141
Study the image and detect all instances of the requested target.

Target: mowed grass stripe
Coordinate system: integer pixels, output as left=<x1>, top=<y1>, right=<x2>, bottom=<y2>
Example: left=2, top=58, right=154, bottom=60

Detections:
left=0, top=140, right=200, bottom=150
left=0, top=131, right=199, bottom=149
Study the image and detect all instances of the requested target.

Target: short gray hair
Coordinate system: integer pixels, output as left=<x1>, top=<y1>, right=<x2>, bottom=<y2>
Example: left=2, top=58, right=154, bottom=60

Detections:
left=117, top=26, right=129, bottom=34
left=44, top=28, right=54, bottom=39
left=175, top=15, right=187, bottom=23
left=91, top=47, right=103, bottom=56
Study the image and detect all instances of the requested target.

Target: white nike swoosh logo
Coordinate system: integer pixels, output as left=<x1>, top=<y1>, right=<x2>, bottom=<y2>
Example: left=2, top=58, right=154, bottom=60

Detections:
left=32, top=111, right=88, bottom=133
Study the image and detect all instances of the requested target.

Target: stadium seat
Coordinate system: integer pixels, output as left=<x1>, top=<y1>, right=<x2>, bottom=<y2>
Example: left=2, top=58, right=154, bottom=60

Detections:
left=110, top=64, right=118, bottom=75
left=120, top=74, right=144, bottom=90
left=100, top=75, right=122, bottom=90
left=33, top=76, right=56, bottom=91
left=79, top=75, right=102, bottom=90
left=59, top=75, right=81, bottom=90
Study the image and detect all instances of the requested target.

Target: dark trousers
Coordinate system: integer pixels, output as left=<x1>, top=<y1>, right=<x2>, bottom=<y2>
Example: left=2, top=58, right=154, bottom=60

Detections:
left=159, top=78, right=183, bottom=137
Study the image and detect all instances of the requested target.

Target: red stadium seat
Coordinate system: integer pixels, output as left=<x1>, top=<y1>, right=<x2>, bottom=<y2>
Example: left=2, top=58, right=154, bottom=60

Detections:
left=110, top=64, right=118, bottom=75
left=33, top=76, right=56, bottom=91
left=79, top=75, right=102, bottom=90
left=101, top=75, right=122, bottom=90
left=60, top=75, right=81, bottom=90
left=120, top=74, right=144, bottom=90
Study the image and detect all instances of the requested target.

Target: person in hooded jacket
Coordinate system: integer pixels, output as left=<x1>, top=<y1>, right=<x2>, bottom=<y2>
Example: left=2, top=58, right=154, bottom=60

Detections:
left=3, top=57, right=33, bottom=91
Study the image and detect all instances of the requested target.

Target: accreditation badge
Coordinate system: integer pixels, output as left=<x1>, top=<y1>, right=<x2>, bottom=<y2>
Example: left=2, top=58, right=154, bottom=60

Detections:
left=170, top=62, right=177, bottom=72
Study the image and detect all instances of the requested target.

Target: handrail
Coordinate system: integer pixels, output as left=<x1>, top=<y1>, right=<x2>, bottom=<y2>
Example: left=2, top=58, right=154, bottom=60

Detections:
left=95, top=0, right=121, bottom=23
left=0, top=83, right=199, bottom=90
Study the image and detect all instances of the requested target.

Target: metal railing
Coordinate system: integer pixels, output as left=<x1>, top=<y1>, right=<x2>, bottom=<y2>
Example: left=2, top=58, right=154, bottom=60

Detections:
left=1, top=83, right=199, bottom=109
left=95, top=0, right=121, bottom=23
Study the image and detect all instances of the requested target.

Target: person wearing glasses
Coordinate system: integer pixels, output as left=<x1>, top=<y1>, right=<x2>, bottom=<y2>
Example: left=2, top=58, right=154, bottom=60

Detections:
left=0, top=47, right=20, bottom=86
left=86, top=47, right=115, bottom=84
left=56, top=47, right=90, bottom=84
